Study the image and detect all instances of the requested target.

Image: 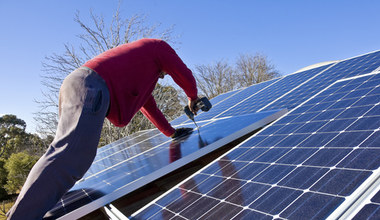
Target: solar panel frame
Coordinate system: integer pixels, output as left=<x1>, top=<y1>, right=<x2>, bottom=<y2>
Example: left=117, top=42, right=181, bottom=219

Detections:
left=351, top=188, right=380, bottom=220
left=329, top=169, right=380, bottom=220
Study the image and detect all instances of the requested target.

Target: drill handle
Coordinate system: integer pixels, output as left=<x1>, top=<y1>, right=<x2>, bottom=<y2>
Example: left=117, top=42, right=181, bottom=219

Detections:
left=184, top=105, right=194, bottom=120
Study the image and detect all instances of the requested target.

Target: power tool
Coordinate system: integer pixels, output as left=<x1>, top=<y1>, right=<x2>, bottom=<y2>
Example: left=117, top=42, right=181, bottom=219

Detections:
left=184, top=97, right=212, bottom=128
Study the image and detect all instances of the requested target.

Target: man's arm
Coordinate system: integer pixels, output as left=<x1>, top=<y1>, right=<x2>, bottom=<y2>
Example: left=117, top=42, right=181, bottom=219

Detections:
left=156, top=40, right=198, bottom=103
left=140, top=95, right=176, bottom=137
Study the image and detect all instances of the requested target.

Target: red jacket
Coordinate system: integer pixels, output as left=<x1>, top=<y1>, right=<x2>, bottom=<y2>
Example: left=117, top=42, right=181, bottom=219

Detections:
left=83, top=39, right=197, bottom=136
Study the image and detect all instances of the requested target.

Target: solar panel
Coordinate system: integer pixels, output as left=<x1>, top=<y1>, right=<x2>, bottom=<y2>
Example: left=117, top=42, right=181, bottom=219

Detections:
left=262, top=51, right=380, bottom=113
left=131, top=51, right=380, bottom=220
left=45, top=108, right=286, bottom=219
left=218, top=64, right=333, bottom=117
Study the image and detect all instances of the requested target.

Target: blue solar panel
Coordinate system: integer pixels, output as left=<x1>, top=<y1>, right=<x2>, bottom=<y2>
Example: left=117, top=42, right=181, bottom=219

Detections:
left=218, top=64, right=333, bottom=118
left=45, top=109, right=286, bottom=219
left=132, top=64, right=380, bottom=220
left=262, top=51, right=380, bottom=113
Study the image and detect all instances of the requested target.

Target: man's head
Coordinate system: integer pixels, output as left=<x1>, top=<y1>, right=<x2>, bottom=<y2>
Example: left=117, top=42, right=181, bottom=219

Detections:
left=159, top=71, right=167, bottom=79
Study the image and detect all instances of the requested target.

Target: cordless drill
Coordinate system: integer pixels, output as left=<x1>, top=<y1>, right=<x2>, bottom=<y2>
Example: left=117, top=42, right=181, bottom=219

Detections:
left=184, top=97, right=212, bottom=127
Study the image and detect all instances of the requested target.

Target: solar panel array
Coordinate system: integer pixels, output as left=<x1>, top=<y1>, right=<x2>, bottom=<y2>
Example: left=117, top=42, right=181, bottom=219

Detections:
left=132, top=50, right=380, bottom=220
left=44, top=50, right=380, bottom=219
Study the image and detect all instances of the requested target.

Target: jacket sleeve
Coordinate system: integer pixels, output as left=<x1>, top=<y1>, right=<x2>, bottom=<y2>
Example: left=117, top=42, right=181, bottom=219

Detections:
left=140, top=95, right=176, bottom=137
left=156, top=40, right=198, bottom=101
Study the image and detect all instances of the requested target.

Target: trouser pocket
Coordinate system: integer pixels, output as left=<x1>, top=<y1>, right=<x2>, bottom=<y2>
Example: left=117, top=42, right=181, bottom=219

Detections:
left=84, top=87, right=103, bottom=114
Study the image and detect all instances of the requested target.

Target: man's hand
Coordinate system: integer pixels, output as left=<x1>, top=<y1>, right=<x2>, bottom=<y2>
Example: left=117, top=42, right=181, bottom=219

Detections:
left=171, top=127, right=193, bottom=139
left=188, top=98, right=200, bottom=115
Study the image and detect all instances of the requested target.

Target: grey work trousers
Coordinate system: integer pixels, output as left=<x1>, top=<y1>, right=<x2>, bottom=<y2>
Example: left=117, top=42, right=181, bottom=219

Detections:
left=7, top=67, right=110, bottom=220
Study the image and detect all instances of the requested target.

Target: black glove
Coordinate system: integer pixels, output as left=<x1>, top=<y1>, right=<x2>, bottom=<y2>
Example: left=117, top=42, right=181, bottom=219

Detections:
left=171, top=127, right=193, bottom=139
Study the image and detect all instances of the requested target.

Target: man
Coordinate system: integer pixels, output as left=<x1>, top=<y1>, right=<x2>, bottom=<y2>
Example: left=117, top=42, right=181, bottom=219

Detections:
left=7, top=38, right=198, bottom=219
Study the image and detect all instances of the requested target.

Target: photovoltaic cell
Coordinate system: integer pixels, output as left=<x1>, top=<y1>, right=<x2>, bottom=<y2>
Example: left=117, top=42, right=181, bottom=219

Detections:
left=132, top=67, right=380, bottom=220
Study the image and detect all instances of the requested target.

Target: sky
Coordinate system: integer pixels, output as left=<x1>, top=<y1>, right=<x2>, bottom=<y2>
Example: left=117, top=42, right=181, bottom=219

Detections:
left=1, top=0, right=379, bottom=133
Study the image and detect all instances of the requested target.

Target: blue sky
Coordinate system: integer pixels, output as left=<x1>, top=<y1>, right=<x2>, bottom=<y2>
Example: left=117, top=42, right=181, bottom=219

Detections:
left=1, top=0, right=379, bottom=133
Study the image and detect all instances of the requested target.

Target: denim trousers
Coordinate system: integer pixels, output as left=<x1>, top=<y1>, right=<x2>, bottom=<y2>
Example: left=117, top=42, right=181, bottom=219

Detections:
left=7, top=67, right=110, bottom=219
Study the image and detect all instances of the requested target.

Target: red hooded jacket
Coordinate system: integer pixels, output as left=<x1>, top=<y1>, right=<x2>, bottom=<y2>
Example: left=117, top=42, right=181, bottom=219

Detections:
left=83, top=39, right=197, bottom=136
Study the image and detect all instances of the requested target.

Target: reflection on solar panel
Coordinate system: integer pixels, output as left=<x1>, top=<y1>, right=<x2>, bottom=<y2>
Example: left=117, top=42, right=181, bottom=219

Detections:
left=132, top=51, right=380, bottom=220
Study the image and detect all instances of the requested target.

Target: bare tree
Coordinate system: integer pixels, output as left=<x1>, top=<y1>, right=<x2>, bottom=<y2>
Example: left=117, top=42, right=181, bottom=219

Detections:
left=194, top=60, right=237, bottom=99
left=236, top=53, right=280, bottom=87
left=34, top=3, right=180, bottom=144
left=194, top=54, right=280, bottom=99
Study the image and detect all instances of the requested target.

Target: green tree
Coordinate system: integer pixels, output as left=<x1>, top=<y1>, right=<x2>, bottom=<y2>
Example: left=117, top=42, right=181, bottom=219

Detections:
left=0, top=115, right=26, bottom=130
left=0, top=115, right=47, bottom=159
left=0, top=159, right=8, bottom=200
left=4, top=152, right=38, bottom=194
left=0, top=115, right=27, bottom=159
